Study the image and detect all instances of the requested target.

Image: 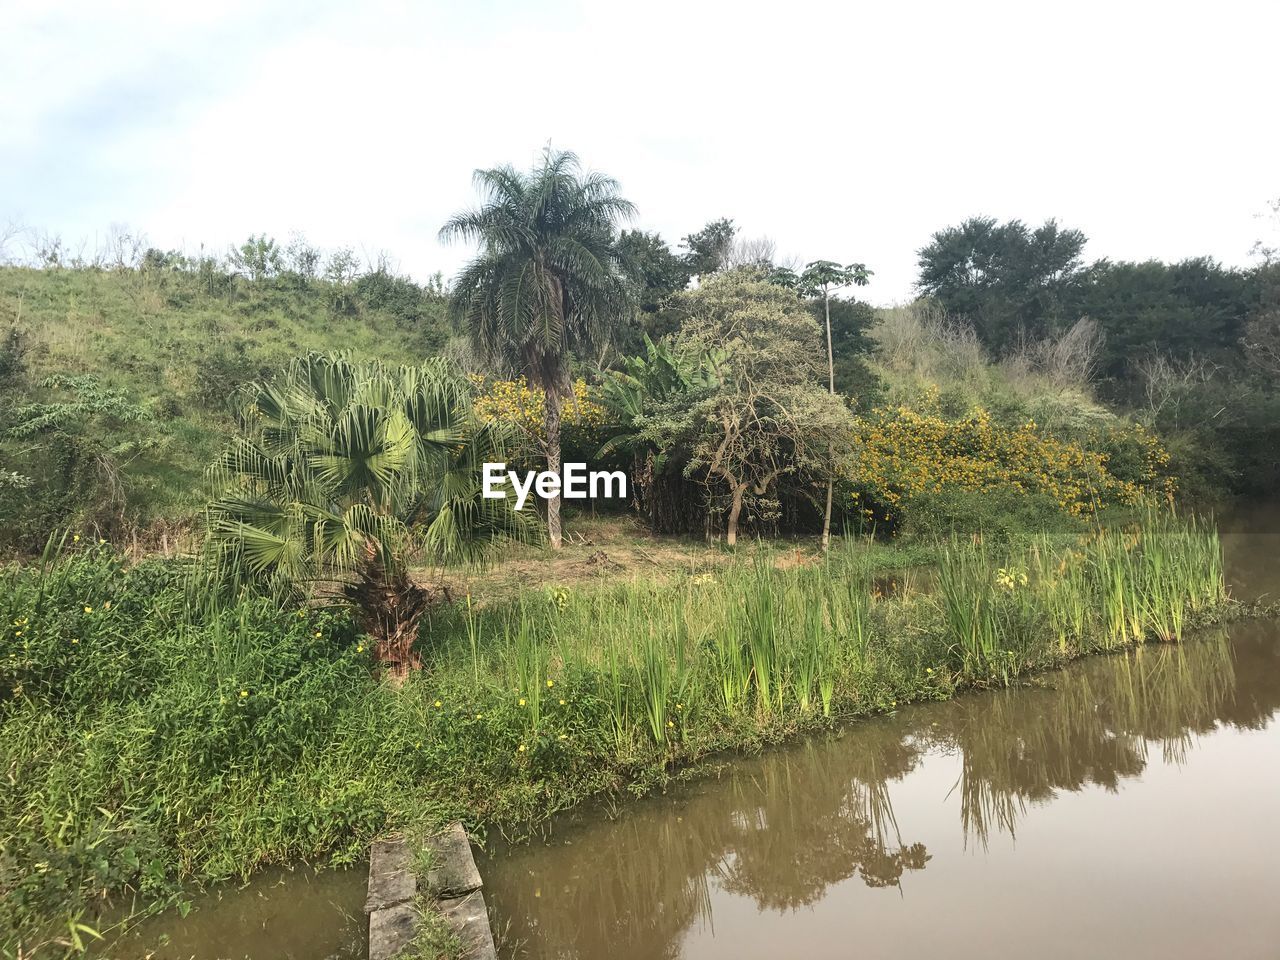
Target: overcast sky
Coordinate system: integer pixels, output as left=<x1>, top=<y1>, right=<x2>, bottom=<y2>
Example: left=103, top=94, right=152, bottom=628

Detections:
left=3, top=0, right=1277, bottom=304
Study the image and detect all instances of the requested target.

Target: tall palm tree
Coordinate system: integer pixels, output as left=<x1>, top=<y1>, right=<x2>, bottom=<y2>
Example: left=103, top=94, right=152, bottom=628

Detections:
left=205, top=353, right=532, bottom=675
left=441, top=149, right=635, bottom=549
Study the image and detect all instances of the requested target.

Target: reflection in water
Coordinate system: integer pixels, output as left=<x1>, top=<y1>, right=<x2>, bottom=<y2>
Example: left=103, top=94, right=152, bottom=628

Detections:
left=482, top=621, right=1280, bottom=960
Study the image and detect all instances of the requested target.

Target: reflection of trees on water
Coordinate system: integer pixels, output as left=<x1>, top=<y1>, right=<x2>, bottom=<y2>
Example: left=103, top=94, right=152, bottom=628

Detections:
left=486, top=624, right=1280, bottom=959
left=485, top=723, right=928, bottom=959
left=716, top=730, right=928, bottom=908
left=939, top=625, right=1280, bottom=847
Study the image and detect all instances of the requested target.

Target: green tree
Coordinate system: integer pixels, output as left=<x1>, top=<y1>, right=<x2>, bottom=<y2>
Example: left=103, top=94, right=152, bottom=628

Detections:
left=205, top=353, right=531, bottom=675
left=441, top=149, right=635, bottom=549
left=917, top=217, right=1087, bottom=347
left=798, top=260, right=871, bottom=551
left=641, top=273, right=855, bottom=545
left=680, top=217, right=737, bottom=279
left=616, top=229, right=690, bottom=313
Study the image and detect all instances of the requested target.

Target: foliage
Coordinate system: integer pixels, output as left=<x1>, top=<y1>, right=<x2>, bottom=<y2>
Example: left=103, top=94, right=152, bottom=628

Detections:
left=679, top=218, right=737, bottom=279
left=0, top=257, right=451, bottom=548
left=916, top=217, right=1087, bottom=347
left=442, top=148, right=635, bottom=549
left=615, top=229, right=689, bottom=314
left=0, top=514, right=1232, bottom=954
left=636, top=273, right=857, bottom=544
left=3, top=375, right=162, bottom=544
left=845, top=404, right=1173, bottom=533
left=470, top=375, right=608, bottom=460
left=205, top=353, right=532, bottom=672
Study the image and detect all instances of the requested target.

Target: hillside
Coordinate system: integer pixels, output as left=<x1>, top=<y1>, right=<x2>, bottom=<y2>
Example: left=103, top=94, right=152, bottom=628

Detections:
left=0, top=264, right=451, bottom=547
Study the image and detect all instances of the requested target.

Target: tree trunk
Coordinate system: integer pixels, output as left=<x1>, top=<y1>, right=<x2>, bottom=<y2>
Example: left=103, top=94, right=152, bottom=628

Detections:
left=545, top=387, right=563, bottom=550
left=346, top=552, right=444, bottom=681
left=726, top=483, right=746, bottom=547
left=821, top=289, right=835, bottom=553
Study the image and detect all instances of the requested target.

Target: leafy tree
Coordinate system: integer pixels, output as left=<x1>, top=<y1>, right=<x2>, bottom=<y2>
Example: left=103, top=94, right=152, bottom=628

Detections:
left=797, top=260, right=871, bottom=550
left=1075, top=257, right=1255, bottom=383
left=639, top=273, right=855, bottom=545
left=680, top=218, right=737, bottom=279
left=229, top=234, right=284, bottom=282
left=441, top=148, right=635, bottom=549
left=206, top=353, right=531, bottom=675
left=917, top=217, right=1087, bottom=347
left=616, top=229, right=689, bottom=313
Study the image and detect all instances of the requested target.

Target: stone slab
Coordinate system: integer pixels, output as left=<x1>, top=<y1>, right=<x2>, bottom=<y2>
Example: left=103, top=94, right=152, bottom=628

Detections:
left=424, top=821, right=482, bottom=898
left=366, top=836, right=416, bottom=912
left=369, top=901, right=418, bottom=960
left=439, top=889, right=498, bottom=960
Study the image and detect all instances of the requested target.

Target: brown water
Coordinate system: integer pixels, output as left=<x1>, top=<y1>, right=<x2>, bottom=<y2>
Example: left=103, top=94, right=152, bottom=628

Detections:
left=105, top=503, right=1280, bottom=959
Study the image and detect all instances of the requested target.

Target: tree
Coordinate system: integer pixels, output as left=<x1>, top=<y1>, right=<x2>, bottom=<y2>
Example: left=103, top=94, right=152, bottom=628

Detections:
left=615, top=229, right=689, bottom=313
left=917, top=217, right=1087, bottom=348
left=441, top=149, right=635, bottom=549
left=798, top=260, right=871, bottom=551
left=641, top=273, right=855, bottom=545
left=680, top=218, right=737, bottom=279
left=206, top=353, right=531, bottom=676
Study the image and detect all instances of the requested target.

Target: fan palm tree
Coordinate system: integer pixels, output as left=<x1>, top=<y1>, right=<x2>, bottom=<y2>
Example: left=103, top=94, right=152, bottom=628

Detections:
left=205, top=353, right=532, bottom=676
left=441, top=148, right=635, bottom=549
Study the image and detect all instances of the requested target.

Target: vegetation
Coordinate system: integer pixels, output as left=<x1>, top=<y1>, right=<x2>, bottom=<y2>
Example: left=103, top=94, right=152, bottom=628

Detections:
left=441, top=149, right=635, bottom=550
left=205, top=353, right=532, bottom=675
left=0, top=513, right=1232, bottom=954
left=0, top=154, right=1274, bottom=958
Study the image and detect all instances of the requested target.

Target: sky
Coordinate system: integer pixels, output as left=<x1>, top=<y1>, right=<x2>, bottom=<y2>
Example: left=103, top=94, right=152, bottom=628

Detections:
left=3, top=0, right=1278, bottom=305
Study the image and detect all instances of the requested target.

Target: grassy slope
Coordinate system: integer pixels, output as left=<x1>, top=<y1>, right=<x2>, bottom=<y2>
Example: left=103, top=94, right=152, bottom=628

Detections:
left=0, top=266, right=449, bottom=526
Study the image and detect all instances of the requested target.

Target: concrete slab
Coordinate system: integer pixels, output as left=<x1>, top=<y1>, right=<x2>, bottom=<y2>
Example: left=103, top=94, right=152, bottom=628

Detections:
left=439, top=890, right=498, bottom=960
left=424, top=821, right=482, bottom=898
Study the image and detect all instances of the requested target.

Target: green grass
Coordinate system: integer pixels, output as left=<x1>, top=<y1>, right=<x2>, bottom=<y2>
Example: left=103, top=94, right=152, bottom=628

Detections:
left=0, top=514, right=1239, bottom=957
left=0, top=265, right=450, bottom=543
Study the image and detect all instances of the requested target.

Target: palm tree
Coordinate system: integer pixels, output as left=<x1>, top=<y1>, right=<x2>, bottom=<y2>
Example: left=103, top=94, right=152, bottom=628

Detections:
left=441, top=149, right=635, bottom=549
left=205, top=353, right=532, bottom=676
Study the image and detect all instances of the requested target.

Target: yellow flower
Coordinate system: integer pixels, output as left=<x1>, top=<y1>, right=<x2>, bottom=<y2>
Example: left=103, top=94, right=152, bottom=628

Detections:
left=518, top=698, right=526, bottom=706
left=73, top=534, right=80, bottom=543
left=313, top=631, right=322, bottom=638
left=546, top=679, right=554, bottom=688
left=83, top=606, right=93, bottom=614
left=239, top=690, right=248, bottom=698
left=71, top=638, right=79, bottom=645
left=517, top=743, right=526, bottom=753
left=475, top=712, right=483, bottom=720
left=558, top=699, right=566, bottom=706
left=356, top=644, right=365, bottom=653
left=433, top=700, right=443, bottom=708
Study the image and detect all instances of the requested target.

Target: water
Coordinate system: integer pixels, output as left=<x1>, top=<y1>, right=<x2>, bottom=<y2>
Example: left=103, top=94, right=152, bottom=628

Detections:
left=109, top=503, right=1280, bottom=959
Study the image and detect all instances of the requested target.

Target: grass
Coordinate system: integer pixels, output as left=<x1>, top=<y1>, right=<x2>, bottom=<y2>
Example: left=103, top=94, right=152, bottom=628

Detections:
left=0, top=512, right=1241, bottom=957
left=0, top=265, right=449, bottom=544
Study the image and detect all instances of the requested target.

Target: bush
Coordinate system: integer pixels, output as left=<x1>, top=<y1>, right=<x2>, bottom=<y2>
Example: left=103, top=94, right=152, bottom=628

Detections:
left=898, top=487, right=1081, bottom=542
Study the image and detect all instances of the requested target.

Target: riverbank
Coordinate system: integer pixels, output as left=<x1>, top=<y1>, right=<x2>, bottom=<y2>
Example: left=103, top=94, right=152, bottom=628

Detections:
left=0, top=513, right=1249, bottom=955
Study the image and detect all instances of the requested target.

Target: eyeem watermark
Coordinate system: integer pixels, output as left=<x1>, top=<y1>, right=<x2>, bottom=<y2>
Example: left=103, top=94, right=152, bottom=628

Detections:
left=483, top=463, right=628, bottom=511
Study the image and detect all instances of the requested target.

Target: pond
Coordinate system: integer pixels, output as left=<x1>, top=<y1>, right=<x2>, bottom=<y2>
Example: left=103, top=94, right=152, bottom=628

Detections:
left=105, top=502, right=1280, bottom=959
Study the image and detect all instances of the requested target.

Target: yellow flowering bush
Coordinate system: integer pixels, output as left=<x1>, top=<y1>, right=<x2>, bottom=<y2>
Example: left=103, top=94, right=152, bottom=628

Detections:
left=846, top=405, right=1174, bottom=521
left=470, top=375, right=607, bottom=448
